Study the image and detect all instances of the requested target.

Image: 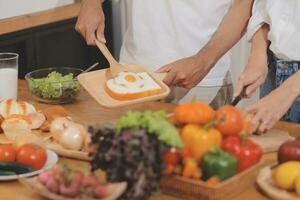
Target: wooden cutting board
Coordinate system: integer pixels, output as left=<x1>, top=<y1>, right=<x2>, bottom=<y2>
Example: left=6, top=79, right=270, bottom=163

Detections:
left=78, top=65, right=170, bottom=108
left=250, top=129, right=294, bottom=153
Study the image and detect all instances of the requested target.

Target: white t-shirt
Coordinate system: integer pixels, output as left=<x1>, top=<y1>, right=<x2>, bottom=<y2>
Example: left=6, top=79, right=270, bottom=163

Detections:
left=247, top=0, right=300, bottom=61
left=119, top=0, right=232, bottom=86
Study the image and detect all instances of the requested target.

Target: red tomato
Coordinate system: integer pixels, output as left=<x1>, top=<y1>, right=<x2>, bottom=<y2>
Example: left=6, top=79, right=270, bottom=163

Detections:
left=17, top=144, right=47, bottom=170
left=215, top=106, right=243, bottom=136
left=0, top=144, right=17, bottom=162
left=162, top=148, right=180, bottom=165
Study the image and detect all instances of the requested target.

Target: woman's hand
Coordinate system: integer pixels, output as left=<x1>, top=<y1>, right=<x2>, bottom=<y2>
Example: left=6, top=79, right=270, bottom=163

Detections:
left=235, top=23, right=270, bottom=98
left=246, top=85, right=295, bottom=133
left=75, top=0, right=106, bottom=45
left=234, top=54, right=268, bottom=98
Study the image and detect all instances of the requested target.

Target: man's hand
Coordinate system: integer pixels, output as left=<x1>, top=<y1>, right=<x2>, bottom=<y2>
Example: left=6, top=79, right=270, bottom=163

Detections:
left=75, top=0, right=106, bottom=45
left=156, top=55, right=210, bottom=89
left=235, top=55, right=268, bottom=98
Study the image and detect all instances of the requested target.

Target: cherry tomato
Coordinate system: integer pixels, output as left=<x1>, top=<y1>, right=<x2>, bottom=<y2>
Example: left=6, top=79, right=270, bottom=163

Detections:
left=17, top=144, right=47, bottom=170
left=0, top=144, right=17, bottom=162
left=162, top=148, right=180, bottom=165
left=215, top=106, right=243, bottom=136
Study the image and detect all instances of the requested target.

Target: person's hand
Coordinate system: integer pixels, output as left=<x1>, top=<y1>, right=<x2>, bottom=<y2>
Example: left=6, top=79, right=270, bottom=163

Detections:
left=234, top=55, right=268, bottom=98
left=156, top=55, right=211, bottom=89
left=75, top=0, right=106, bottom=45
left=245, top=85, right=294, bottom=133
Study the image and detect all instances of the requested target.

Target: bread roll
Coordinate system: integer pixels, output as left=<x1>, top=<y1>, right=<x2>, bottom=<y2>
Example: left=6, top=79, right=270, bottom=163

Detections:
left=1, top=115, right=32, bottom=140
left=0, top=99, right=36, bottom=118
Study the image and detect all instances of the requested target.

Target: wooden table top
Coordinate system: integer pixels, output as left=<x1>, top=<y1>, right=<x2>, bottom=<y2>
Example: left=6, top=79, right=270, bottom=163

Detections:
left=0, top=80, right=299, bottom=200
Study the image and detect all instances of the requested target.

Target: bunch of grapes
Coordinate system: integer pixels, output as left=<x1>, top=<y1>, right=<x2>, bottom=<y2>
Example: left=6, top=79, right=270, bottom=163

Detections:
left=89, top=125, right=168, bottom=200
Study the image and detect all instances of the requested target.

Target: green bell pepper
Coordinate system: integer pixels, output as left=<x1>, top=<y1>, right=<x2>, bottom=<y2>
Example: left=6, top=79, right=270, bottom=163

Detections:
left=202, top=147, right=237, bottom=181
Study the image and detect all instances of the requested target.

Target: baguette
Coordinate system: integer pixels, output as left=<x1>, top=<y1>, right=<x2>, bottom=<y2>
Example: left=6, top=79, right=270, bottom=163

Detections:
left=0, top=99, right=36, bottom=118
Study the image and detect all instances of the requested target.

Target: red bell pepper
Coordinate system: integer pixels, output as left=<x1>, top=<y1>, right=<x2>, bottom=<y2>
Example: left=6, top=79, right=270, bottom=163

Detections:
left=221, top=131, right=262, bottom=172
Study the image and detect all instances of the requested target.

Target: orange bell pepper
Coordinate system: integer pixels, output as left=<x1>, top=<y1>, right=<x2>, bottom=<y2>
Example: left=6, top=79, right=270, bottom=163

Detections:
left=182, top=158, right=201, bottom=179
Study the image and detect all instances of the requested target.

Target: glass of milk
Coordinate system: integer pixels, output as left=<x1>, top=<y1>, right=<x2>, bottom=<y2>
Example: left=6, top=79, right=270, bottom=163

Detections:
left=0, top=53, right=18, bottom=101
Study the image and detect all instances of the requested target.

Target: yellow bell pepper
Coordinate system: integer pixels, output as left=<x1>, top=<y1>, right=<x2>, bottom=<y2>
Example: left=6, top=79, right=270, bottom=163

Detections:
left=181, top=124, right=222, bottom=163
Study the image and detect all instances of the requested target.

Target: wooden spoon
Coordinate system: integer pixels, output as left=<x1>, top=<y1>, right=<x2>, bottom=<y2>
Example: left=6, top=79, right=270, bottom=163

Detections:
left=95, top=39, right=129, bottom=77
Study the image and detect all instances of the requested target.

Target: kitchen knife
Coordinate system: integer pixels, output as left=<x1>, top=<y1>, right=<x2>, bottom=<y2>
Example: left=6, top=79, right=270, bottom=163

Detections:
left=230, top=86, right=248, bottom=106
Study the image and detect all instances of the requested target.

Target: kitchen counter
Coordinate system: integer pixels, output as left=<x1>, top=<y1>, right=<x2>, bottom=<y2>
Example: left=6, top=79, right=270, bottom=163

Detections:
left=0, top=80, right=299, bottom=200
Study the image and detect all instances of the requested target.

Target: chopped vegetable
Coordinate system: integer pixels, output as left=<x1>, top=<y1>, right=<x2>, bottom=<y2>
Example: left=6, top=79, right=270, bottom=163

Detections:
left=116, top=110, right=183, bottom=148
left=28, top=71, right=81, bottom=99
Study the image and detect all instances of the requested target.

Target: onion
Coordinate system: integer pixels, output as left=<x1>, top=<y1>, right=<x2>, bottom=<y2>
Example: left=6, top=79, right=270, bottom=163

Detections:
left=59, top=124, right=85, bottom=151
left=50, top=117, right=73, bottom=141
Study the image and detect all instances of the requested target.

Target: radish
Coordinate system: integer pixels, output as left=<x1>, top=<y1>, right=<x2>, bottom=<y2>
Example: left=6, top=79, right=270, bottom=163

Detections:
left=45, top=176, right=59, bottom=193
left=38, top=171, right=52, bottom=185
left=59, top=171, right=83, bottom=197
left=82, top=175, right=98, bottom=187
left=94, top=184, right=108, bottom=198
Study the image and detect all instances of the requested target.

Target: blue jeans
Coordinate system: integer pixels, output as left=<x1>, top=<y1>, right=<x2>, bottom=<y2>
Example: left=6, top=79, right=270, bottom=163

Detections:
left=260, top=51, right=300, bottom=123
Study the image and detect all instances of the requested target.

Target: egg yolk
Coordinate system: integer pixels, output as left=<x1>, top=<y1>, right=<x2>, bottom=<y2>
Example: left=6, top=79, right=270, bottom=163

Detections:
left=125, top=75, right=137, bottom=82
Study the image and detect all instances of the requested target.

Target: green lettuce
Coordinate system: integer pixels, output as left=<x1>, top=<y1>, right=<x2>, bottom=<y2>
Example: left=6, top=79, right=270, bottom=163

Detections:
left=28, top=71, right=81, bottom=99
left=116, top=110, right=183, bottom=148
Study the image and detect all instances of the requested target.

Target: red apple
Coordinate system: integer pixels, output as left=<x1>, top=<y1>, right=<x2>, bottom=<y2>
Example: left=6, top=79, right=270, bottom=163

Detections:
left=278, top=140, right=300, bottom=163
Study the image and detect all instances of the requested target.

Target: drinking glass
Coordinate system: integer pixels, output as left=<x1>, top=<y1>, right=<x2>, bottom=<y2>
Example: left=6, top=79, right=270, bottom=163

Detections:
left=0, top=53, right=19, bottom=101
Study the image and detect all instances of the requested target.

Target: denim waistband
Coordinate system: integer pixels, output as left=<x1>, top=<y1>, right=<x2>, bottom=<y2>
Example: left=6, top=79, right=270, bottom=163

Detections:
left=268, top=50, right=300, bottom=66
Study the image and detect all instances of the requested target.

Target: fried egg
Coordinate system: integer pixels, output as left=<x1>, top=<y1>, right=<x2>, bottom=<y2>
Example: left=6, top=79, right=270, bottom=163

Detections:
left=114, top=72, right=145, bottom=89
left=105, top=71, right=162, bottom=100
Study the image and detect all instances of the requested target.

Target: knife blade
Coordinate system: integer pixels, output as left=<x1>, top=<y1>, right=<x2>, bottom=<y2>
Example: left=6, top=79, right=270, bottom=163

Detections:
left=230, top=86, right=248, bottom=106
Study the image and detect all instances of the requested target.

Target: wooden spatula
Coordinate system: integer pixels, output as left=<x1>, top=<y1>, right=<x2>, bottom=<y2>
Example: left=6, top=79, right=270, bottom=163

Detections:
left=95, top=39, right=129, bottom=77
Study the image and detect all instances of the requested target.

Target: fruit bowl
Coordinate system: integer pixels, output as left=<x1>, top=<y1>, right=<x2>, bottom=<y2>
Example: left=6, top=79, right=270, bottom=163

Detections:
left=25, top=67, right=83, bottom=104
left=257, top=164, right=300, bottom=200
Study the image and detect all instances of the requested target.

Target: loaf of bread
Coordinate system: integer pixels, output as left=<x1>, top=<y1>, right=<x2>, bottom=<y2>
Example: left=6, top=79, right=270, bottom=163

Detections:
left=0, top=99, right=36, bottom=118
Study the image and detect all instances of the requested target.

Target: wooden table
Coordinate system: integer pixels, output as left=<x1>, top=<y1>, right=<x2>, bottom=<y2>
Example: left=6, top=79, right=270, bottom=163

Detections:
left=0, top=80, right=299, bottom=200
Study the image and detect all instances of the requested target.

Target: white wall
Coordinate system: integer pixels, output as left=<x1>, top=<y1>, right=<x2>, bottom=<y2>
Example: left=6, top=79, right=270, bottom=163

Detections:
left=0, top=0, right=74, bottom=20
